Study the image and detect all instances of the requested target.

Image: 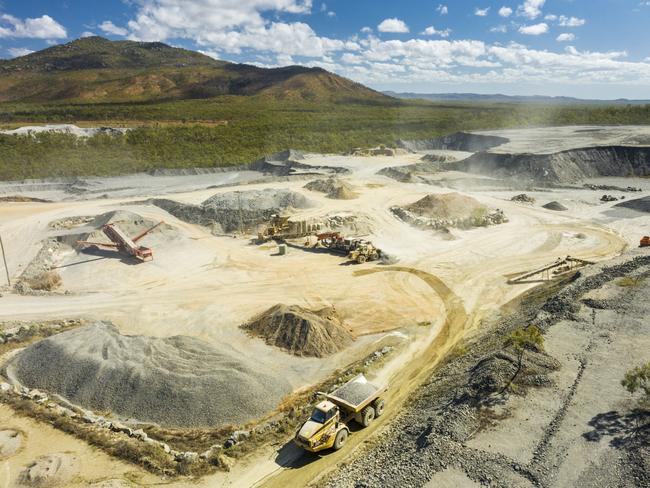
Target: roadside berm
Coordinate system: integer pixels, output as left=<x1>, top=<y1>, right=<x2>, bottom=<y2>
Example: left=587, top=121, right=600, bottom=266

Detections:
left=242, top=304, right=353, bottom=358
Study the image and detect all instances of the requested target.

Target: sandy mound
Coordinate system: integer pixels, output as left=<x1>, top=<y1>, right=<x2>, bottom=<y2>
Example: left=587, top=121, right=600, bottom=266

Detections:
left=0, top=429, right=23, bottom=458
left=17, top=453, right=79, bottom=487
left=615, top=196, right=650, bottom=213
left=543, top=201, right=568, bottom=211
left=242, top=305, right=353, bottom=358
left=81, top=210, right=172, bottom=243
left=304, top=178, right=358, bottom=200
left=405, top=193, right=486, bottom=220
left=9, top=322, right=291, bottom=428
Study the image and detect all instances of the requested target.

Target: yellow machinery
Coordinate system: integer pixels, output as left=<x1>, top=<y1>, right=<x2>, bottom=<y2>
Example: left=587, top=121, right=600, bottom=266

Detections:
left=294, top=375, right=387, bottom=452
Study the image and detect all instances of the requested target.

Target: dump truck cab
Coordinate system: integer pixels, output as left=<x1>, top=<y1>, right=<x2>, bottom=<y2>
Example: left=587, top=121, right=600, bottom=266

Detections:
left=294, top=374, right=387, bottom=453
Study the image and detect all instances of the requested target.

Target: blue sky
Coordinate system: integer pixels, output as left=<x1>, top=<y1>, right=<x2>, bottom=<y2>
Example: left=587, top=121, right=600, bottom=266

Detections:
left=1, top=1, right=650, bottom=98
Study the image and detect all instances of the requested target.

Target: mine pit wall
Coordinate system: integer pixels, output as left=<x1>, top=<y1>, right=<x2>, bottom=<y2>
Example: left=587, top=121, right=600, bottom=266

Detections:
left=451, top=146, right=650, bottom=185
left=397, top=132, right=509, bottom=152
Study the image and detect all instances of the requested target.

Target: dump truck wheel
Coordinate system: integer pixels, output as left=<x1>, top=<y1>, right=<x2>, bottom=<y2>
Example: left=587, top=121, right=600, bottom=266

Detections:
left=373, top=399, right=385, bottom=417
left=361, top=406, right=375, bottom=427
left=334, top=428, right=348, bottom=450
left=357, top=255, right=367, bottom=264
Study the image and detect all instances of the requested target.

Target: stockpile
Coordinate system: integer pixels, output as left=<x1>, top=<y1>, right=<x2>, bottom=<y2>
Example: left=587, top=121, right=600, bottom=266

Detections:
left=8, top=322, right=291, bottom=428
left=153, top=188, right=313, bottom=233
left=511, top=194, right=535, bottom=204
left=242, top=304, right=353, bottom=358
left=392, top=193, right=508, bottom=231
left=542, top=201, right=568, bottom=211
left=615, top=196, right=650, bottom=213
left=304, top=177, right=359, bottom=199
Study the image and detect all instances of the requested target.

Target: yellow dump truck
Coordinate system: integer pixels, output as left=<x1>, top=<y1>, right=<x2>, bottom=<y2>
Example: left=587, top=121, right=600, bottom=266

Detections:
left=294, top=374, right=387, bottom=452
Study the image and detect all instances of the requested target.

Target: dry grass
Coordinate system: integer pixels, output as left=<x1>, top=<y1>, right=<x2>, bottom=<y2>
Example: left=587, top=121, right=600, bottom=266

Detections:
left=26, top=271, right=62, bottom=291
left=616, top=276, right=646, bottom=287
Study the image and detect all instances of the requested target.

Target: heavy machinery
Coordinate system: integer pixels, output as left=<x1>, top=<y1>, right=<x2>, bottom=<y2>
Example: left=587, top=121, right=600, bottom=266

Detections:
left=257, top=215, right=321, bottom=243
left=348, top=241, right=382, bottom=264
left=313, top=232, right=382, bottom=264
left=641, top=236, right=650, bottom=248
left=77, top=221, right=164, bottom=262
left=294, top=374, right=387, bottom=453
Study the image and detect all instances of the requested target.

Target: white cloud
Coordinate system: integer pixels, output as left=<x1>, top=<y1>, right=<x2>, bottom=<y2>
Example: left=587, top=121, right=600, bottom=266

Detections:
left=327, top=11, right=335, bottom=17
left=198, top=49, right=222, bottom=60
left=557, top=33, right=575, bottom=42
left=361, top=26, right=372, bottom=34
left=491, top=25, right=508, bottom=33
left=437, top=4, right=448, bottom=15
left=517, top=0, right=546, bottom=19
left=7, top=47, right=34, bottom=57
left=544, top=14, right=557, bottom=21
left=320, top=3, right=327, bottom=12
left=0, top=14, right=67, bottom=39
left=475, top=7, right=490, bottom=17
left=519, top=22, right=549, bottom=35
left=99, top=21, right=128, bottom=36
left=378, top=18, right=409, bottom=33
left=558, top=16, right=586, bottom=27
left=421, top=26, right=451, bottom=38
left=81, top=31, right=96, bottom=38
left=498, top=7, right=513, bottom=17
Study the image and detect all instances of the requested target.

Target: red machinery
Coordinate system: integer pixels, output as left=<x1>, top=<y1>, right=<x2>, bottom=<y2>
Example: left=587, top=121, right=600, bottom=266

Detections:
left=641, top=236, right=650, bottom=248
left=77, top=221, right=164, bottom=261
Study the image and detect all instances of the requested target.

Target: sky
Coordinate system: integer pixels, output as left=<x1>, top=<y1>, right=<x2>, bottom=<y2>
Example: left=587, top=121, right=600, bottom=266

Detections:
left=1, top=0, right=650, bottom=99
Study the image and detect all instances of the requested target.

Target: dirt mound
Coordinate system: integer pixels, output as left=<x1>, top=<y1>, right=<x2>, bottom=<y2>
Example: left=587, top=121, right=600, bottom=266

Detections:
left=202, top=188, right=312, bottom=211
left=82, top=210, right=171, bottom=242
left=450, top=146, right=650, bottom=185
left=405, top=193, right=486, bottom=220
left=377, top=161, right=441, bottom=183
left=421, top=153, right=458, bottom=163
left=543, top=201, right=568, bottom=211
left=17, top=453, right=79, bottom=487
left=242, top=305, right=353, bottom=357
left=615, top=196, right=650, bottom=213
left=304, top=177, right=358, bottom=199
left=8, top=322, right=291, bottom=428
left=397, top=132, right=508, bottom=152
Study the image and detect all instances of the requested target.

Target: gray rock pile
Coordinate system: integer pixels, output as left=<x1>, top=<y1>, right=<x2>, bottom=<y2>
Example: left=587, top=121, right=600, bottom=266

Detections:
left=7, top=322, right=291, bottom=428
left=542, top=201, right=568, bottom=211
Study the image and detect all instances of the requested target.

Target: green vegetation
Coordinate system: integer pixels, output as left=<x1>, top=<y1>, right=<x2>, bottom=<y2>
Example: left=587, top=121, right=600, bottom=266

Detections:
left=622, top=362, right=650, bottom=398
left=504, top=325, right=545, bottom=388
left=2, top=97, right=650, bottom=180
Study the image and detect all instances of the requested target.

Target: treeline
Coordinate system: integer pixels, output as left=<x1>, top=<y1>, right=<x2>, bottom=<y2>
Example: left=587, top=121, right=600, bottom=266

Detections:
left=1, top=97, right=649, bottom=180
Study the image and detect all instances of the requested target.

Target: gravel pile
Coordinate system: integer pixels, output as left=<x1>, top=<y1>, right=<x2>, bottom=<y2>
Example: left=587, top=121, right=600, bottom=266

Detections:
left=615, top=196, right=650, bottom=213
left=511, top=193, right=535, bottom=204
left=242, top=305, right=353, bottom=358
left=8, top=322, right=291, bottom=428
left=405, top=193, right=486, bottom=220
left=542, top=201, right=568, bottom=211
left=304, top=177, right=358, bottom=200
left=331, top=375, right=379, bottom=406
left=202, top=188, right=311, bottom=211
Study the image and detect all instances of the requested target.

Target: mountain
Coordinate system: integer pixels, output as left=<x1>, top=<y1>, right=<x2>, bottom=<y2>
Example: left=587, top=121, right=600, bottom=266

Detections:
left=0, top=37, right=387, bottom=103
left=384, top=91, right=650, bottom=105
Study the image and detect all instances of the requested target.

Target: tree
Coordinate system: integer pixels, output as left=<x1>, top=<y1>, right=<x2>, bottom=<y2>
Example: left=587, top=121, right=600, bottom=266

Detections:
left=622, top=363, right=650, bottom=397
left=503, top=325, right=545, bottom=387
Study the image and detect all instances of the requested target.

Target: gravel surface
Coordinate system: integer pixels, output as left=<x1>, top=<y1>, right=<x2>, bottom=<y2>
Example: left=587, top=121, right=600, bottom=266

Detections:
left=8, top=322, right=292, bottom=428
left=331, top=376, right=380, bottom=406
left=324, top=251, right=650, bottom=488
left=615, top=196, right=650, bottom=213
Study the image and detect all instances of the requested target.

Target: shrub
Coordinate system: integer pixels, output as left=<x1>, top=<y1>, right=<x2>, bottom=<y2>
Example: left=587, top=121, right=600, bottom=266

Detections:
left=622, top=363, right=650, bottom=397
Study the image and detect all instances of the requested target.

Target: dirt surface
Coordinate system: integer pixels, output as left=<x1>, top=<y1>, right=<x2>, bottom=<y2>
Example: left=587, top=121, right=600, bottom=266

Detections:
left=616, top=195, right=650, bottom=213
left=242, top=304, right=353, bottom=357
left=304, top=177, right=358, bottom=200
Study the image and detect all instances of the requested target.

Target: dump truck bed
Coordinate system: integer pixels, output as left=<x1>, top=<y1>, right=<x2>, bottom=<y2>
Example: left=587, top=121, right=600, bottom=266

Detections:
left=325, top=374, right=387, bottom=413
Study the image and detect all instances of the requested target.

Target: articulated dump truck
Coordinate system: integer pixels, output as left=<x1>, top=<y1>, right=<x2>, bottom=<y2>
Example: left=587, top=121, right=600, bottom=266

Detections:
left=294, top=374, right=387, bottom=452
